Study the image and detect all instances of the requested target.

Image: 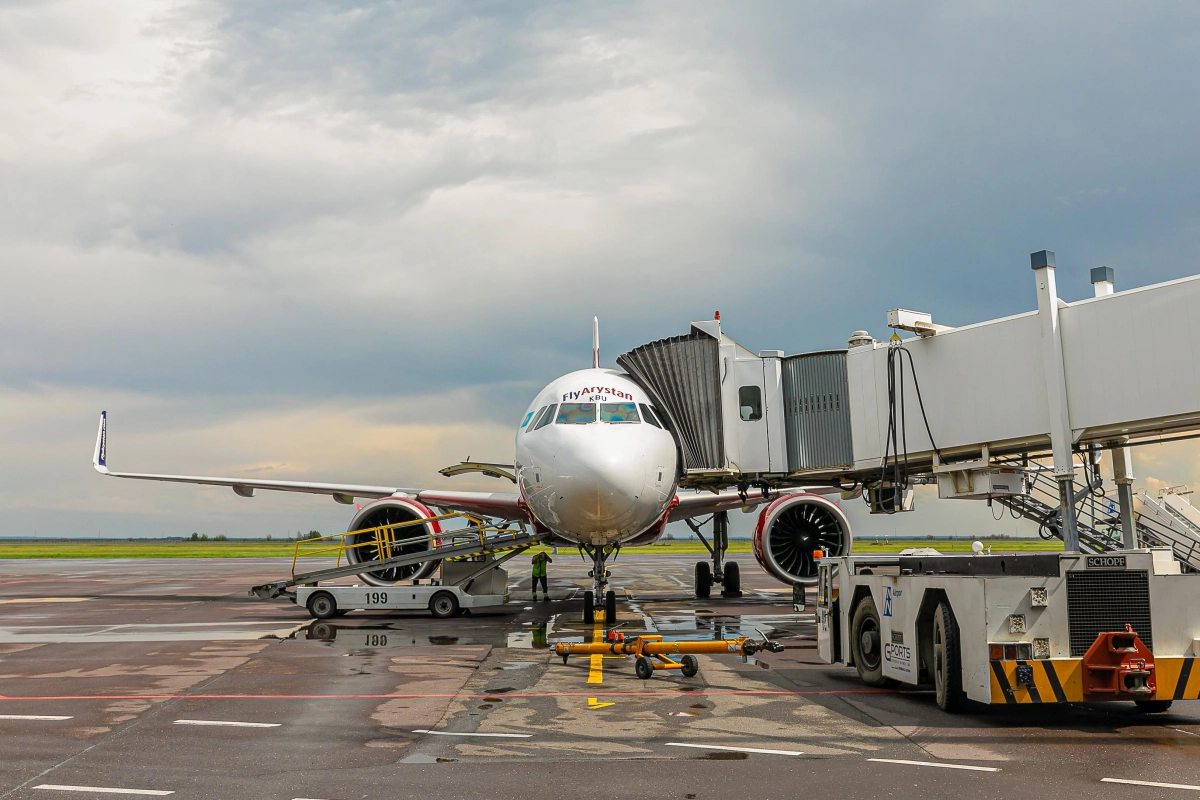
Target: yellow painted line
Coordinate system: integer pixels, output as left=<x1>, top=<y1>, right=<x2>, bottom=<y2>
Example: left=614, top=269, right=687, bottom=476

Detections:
left=587, top=697, right=614, bottom=710
left=588, top=623, right=605, bottom=684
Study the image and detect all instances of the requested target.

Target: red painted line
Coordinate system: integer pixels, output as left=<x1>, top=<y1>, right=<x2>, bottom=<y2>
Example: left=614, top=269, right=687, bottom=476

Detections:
left=0, top=689, right=896, bottom=701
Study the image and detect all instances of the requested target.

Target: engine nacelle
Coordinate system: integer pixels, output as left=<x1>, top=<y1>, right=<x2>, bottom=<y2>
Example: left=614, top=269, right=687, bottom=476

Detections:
left=346, top=497, right=442, bottom=586
left=753, top=493, right=852, bottom=585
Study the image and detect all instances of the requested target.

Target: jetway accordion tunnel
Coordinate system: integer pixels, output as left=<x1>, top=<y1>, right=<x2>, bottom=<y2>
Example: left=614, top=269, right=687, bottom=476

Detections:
left=618, top=254, right=1200, bottom=561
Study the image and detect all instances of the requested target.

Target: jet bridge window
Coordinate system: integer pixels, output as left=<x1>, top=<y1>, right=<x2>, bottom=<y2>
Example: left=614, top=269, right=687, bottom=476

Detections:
left=600, top=403, right=640, bottom=423
left=556, top=403, right=597, bottom=424
left=739, top=385, right=762, bottom=421
left=531, top=404, right=557, bottom=431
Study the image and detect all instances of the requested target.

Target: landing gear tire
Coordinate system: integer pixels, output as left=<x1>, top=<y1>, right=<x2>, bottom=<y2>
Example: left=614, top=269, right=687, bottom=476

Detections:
left=933, top=601, right=967, bottom=712
left=850, top=596, right=888, bottom=687
left=680, top=655, right=699, bottom=678
left=695, top=561, right=712, bottom=599
left=635, top=656, right=654, bottom=680
left=722, top=561, right=741, bottom=596
left=429, top=591, right=460, bottom=619
left=583, top=590, right=595, bottom=624
left=604, top=590, right=617, bottom=625
left=1134, top=699, right=1174, bottom=713
left=307, top=591, right=337, bottom=620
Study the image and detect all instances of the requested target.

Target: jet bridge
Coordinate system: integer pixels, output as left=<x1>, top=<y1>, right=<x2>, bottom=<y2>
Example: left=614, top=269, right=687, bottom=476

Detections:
left=620, top=252, right=1200, bottom=562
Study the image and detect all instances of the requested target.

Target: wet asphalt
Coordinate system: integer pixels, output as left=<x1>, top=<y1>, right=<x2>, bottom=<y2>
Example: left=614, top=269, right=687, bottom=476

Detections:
left=2, top=554, right=1199, bottom=799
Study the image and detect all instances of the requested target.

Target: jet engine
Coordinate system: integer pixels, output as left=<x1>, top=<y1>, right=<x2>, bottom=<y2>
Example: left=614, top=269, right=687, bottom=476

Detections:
left=752, top=493, right=852, bottom=585
left=345, top=497, right=441, bottom=586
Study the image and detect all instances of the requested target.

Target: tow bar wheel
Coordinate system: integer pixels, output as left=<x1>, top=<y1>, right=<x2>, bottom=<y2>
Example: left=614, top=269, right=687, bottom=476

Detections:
left=933, top=601, right=966, bottom=712
left=850, top=596, right=886, bottom=686
left=429, top=590, right=461, bottom=619
left=680, top=655, right=699, bottom=678
left=307, top=591, right=337, bottom=620
left=635, top=656, right=655, bottom=680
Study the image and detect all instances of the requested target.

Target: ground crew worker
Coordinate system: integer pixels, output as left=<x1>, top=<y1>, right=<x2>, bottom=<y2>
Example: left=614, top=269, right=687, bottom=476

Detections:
left=531, top=550, right=552, bottom=601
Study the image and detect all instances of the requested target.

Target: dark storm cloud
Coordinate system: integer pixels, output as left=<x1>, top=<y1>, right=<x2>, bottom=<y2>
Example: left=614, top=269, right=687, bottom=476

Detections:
left=2, top=1, right=1200, bottom=535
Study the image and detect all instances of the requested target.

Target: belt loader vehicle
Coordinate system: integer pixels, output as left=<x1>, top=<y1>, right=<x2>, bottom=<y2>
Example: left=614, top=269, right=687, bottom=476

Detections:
left=816, top=548, right=1200, bottom=711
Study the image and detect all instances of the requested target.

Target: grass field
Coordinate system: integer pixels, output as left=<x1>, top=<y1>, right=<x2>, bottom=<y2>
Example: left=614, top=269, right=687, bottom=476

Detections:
left=0, top=537, right=1063, bottom=559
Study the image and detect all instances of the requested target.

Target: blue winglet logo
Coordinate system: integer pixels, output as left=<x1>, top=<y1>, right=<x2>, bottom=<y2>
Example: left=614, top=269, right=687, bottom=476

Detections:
left=97, top=411, right=107, bottom=468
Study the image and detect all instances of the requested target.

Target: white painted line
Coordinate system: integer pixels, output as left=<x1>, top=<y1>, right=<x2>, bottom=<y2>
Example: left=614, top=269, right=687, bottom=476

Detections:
left=1175, top=728, right=1200, bottom=737
left=1102, top=778, right=1200, bottom=791
left=868, top=758, right=999, bottom=773
left=35, top=785, right=173, bottom=796
left=412, top=729, right=531, bottom=738
left=0, top=598, right=91, bottom=604
left=0, top=714, right=73, bottom=720
left=665, top=742, right=803, bottom=756
left=173, top=719, right=280, bottom=728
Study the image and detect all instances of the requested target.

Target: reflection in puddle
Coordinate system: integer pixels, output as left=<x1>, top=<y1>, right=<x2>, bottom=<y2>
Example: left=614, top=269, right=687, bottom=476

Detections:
left=298, top=612, right=808, bottom=650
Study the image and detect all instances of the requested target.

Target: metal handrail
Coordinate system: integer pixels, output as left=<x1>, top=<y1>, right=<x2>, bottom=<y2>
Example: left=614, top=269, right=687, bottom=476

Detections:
left=288, top=511, right=500, bottom=578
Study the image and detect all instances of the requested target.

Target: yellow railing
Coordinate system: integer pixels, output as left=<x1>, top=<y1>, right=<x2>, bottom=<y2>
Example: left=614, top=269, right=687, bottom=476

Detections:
left=288, top=511, right=507, bottom=578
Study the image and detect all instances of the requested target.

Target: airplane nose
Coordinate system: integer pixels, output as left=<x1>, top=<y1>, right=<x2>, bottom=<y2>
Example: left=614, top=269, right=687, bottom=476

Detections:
left=552, top=447, right=657, bottom=538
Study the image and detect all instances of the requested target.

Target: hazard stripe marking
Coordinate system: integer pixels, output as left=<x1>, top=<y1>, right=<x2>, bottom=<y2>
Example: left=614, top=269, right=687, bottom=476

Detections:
left=1041, top=661, right=1068, bottom=704
left=989, top=660, right=1015, bottom=704
left=1176, top=658, right=1194, bottom=701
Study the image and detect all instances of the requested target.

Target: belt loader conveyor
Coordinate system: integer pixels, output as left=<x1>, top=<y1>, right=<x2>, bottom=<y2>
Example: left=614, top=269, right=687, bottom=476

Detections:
left=816, top=549, right=1200, bottom=712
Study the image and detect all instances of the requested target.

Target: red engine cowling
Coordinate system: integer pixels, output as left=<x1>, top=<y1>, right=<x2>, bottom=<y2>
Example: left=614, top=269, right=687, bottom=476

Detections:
left=346, top=497, right=442, bottom=586
left=753, top=493, right=852, bottom=585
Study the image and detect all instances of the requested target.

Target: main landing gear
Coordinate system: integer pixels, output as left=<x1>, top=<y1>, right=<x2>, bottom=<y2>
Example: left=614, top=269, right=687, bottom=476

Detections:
left=686, top=511, right=741, bottom=599
left=581, top=543, right=619, bottom=626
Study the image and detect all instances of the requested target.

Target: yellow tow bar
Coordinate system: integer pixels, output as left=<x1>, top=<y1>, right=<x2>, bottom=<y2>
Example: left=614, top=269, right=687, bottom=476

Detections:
left=554, top=634, right=783, bottom=680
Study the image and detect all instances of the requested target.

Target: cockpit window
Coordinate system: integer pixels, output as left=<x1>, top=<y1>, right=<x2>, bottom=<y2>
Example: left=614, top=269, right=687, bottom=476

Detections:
left=600, top=403, right=640, bottom=423
left=556, top=403, right=596, bottom=424
left=532, top=404, right=557, bottom=430
left=521, top=408, right=540, bottom=429
left=639, top=404, right=663, bottom=429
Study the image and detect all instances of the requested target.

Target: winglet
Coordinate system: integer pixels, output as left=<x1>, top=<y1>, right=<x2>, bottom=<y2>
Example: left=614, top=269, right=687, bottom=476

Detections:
left=592, top=316, right=600, bottom=368
left=93, top=412, right=109, bottom=474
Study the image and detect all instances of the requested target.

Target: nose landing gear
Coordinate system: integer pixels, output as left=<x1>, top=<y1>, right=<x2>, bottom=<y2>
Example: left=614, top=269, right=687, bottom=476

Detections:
left=581, top=543, right=620, bottom=626
left=686, top=511, right=741, bottom=599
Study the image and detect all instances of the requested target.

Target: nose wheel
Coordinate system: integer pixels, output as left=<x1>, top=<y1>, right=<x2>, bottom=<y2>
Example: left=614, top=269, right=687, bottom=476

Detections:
left=582, top=545, right=619, bottom=626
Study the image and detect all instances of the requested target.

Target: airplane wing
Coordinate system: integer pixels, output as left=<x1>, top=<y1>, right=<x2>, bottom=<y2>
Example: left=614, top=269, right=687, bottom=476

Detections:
left=667, top=485, right=845, bottom=523
left=92, top=412, right=526, bottom=519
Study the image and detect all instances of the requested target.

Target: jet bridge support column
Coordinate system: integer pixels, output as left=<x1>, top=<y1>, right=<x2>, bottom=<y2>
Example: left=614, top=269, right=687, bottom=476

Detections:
left=1091, top=267, right=1138, bottom=551
left=1032, top=250, right=1080, bottom=552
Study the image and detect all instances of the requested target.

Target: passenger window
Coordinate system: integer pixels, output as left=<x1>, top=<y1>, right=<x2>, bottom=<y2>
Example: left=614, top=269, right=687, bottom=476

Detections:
left=556, top=403, right=596, bottom=424
left=739, top=386, right=762, bottom=421
left=639, top=404, right=663, bottom=429
left=532, top=404, right=557, bottom=430
left=600, top=403, right=640, bottom=423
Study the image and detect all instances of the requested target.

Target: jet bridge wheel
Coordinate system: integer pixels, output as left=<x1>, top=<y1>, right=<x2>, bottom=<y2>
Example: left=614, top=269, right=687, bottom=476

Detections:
left=850, top=597, right=889, bottom=687
left=1134, top=699, right=1174, bottom=713
left=933, top=601, right=967, bottom=712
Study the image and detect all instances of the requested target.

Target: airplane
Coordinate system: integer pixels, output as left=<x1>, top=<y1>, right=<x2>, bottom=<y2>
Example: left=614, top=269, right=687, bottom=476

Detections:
left=92, top=319, right=852, bottom=621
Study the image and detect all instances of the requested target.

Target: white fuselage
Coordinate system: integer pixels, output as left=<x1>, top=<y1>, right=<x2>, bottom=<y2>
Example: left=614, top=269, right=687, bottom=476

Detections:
left=514, top=368, right=679, bottom=546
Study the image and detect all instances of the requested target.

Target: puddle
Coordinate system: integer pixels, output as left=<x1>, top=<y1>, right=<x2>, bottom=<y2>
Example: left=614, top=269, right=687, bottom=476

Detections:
left=705, top=752, right=748, bottom=760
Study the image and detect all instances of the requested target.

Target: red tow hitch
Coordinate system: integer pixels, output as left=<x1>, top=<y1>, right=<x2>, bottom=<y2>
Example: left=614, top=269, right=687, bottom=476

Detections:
left=1082, top=624, right=1156, bottom=700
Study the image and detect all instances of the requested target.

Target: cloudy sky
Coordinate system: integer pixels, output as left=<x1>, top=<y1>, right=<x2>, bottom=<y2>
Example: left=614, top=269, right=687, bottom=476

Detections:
left=2, top=1, right=1199, bottom=540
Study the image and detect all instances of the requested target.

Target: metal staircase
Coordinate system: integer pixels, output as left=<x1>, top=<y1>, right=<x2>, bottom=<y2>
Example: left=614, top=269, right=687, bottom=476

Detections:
left=991, top=457, right=1200, bottom=570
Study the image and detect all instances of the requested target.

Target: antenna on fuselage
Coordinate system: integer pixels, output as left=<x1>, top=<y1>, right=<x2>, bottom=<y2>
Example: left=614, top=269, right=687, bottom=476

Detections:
left=592, top=316, right=600, bottom=368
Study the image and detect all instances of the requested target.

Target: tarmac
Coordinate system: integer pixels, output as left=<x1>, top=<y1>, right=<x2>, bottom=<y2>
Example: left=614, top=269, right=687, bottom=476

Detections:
left=2, top=553, right=1200, bottom=799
